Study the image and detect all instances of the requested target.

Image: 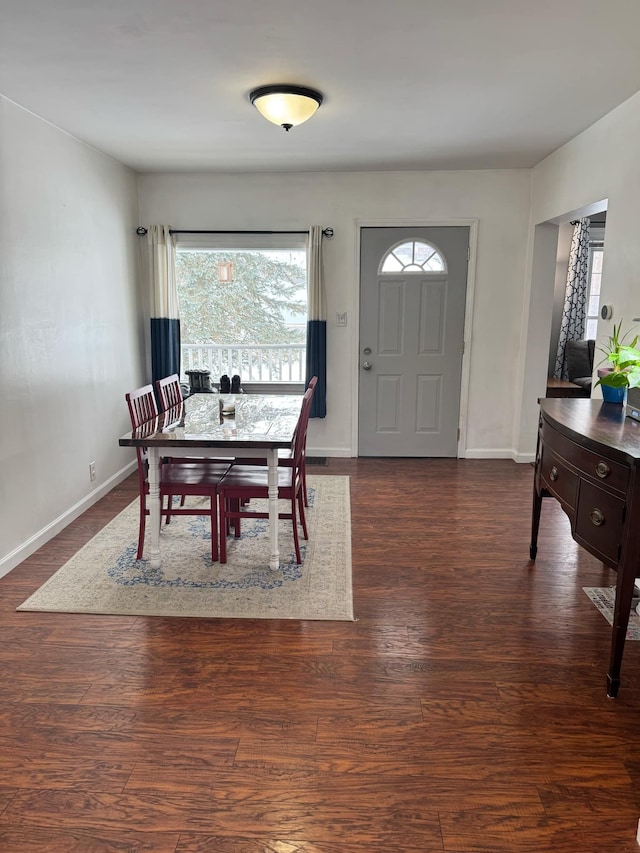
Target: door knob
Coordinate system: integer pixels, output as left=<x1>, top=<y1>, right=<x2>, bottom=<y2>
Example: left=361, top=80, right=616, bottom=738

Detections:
left=362, top=361, right=372, bottom=371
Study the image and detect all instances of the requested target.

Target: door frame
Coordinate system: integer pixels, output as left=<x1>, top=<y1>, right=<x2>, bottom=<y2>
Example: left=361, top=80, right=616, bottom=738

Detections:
left=352, top=218, right=479, bottom=458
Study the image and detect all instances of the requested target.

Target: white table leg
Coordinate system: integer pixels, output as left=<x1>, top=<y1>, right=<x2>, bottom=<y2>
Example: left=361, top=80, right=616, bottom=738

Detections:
left=266, top=447, right=280, bottom=570
left=147, top=447, right=162, bottom=568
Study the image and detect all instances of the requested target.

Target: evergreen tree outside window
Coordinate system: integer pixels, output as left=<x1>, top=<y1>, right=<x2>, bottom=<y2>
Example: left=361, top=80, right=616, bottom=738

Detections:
left=175, top=234, right=307, bottom=382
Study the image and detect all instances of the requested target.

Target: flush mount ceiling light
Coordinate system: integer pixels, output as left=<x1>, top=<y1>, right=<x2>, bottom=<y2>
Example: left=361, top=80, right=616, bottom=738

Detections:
left=249, top=84, right=323, bottom=132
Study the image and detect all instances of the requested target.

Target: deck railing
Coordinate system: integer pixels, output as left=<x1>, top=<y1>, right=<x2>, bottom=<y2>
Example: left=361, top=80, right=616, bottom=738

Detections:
left=181, top=343, right=306, bottom=382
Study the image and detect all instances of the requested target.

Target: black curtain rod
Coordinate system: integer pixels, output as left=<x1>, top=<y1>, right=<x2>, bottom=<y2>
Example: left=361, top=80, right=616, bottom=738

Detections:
left=136, top=226, right=333, bottom=238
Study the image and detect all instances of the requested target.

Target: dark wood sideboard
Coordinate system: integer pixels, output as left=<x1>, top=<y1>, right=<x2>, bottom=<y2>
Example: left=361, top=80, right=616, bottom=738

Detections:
left=530, top=398, right=640, bottom=697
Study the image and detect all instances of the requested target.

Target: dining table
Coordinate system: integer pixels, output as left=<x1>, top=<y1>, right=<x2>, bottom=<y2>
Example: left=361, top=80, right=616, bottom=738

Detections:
left=119, top=392, right=303, bottom=570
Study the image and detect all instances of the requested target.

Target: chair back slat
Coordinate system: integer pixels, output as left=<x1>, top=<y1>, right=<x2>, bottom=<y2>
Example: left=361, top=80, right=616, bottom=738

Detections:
left=156, top=374, right=183, bottom=412
left=300, top=376, right=317, bottom=446
left=292, top=376, right=317, bottom=468
left=125, top=384, right=159, bottom=504
left=291, top=385, right=314, bottom=470
left=126, top=384, right=158, bottom=429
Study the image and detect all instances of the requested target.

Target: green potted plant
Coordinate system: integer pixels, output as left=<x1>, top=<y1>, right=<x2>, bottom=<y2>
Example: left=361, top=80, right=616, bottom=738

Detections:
left=595, top=321, right=640, bottom=403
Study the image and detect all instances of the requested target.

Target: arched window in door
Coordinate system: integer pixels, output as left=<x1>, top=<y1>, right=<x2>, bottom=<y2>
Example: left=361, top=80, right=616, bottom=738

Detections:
left=379, top=239, right=446, bottom=274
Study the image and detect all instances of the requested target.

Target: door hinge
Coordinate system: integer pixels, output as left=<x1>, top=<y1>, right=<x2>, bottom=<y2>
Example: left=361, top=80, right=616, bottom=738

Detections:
left=457, top=427, right=461, bottom=440
left=467, top=246, right=470, bottom=261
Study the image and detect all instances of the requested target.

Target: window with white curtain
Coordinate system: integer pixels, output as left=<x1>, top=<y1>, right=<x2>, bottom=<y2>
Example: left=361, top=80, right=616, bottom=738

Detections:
left=175, top=233, right=308, bottom=384
left=585, top=227, right=605, bottom=340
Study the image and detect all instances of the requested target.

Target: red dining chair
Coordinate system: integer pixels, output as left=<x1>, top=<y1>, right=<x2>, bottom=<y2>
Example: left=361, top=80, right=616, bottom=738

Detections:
left=217, top=385, right=314, bottom=564
left=156, top=373, right=230, bottom=473
left=125, top=384, right=231, bottom=561
left=294, top=376, right=317, bottom=506
left=156, top=373, right=184, bottom=410
left=232, top=376, right=317, bottom=506
left=127, top=381, right=159, bottom=425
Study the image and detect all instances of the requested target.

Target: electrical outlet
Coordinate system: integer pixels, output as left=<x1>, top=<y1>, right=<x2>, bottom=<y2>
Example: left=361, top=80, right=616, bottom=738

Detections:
left=89, top=461, right=96, bottom=482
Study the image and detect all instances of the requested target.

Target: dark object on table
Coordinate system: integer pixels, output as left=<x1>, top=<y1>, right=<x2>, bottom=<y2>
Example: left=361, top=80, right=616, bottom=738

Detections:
left=231, top=374, right=242, bottom=394
left=185, top=369, right=214, bottom=394
left=219, top=374, right=231, bottom=393
left=626, top=386, right=640, bottom=421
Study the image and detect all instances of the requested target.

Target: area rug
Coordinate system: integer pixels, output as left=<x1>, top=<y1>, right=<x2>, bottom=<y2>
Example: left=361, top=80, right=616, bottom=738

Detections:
left=583, top=587, right=640, bottom=640
left=17, top=475, right=354, bottom=621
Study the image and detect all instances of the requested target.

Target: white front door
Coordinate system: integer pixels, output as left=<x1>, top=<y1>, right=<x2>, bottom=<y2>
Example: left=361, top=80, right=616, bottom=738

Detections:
left=358, top=226, right=469, bottom=457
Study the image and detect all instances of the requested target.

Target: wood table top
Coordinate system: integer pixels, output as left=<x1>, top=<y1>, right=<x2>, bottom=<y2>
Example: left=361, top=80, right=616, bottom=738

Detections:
left=119, top=393, right=303, bottom=451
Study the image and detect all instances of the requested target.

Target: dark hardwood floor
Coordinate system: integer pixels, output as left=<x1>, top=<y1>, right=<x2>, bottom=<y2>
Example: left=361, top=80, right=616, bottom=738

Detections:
left=1, top=458, right=640, bottom=852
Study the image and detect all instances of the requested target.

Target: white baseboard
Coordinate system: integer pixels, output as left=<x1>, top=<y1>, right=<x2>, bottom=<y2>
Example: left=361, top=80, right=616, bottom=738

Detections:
left=0, top=461, right=137, bottom=579
left=512, top=451, right=536, bottom=464
left=463, top=448, right=535, bottom=464
left=309, top=448, right=535, bottom=462
left=464, top=448, right=514, bottom=459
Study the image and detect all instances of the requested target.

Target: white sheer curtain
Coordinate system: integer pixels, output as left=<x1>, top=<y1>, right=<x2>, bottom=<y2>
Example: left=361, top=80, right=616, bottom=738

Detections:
left=147, top=225, right=180, bottom=389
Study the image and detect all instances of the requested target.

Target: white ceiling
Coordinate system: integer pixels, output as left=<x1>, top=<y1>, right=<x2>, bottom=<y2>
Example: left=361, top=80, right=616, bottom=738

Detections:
left=2, top=0, right=640, bottom=173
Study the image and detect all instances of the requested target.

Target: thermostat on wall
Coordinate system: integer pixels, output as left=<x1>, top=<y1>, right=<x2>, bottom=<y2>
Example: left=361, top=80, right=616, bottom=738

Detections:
left=601, top=304, right=614, bottom=320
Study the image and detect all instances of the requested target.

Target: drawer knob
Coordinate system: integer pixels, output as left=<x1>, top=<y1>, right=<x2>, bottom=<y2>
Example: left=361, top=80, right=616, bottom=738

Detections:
left=595, top=461, right=610, bottom=479
left=549, top=466, right=559, bottom=481
left=590, top=508, right=605, bottom=526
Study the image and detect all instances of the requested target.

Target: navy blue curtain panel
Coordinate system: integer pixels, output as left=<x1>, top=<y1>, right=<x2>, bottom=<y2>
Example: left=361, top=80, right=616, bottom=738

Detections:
left=306, top=319, right=326, bottom=418
left=147, top=225, right=180, bottom=399
left=306, top=225, right=327, bottom=418
left=151, top=317, right=181, bottom=390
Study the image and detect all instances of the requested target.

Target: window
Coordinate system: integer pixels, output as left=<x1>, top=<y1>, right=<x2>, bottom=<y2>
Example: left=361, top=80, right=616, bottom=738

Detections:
left=379, top=239, right=446, bottom=274
left=585, top=233, right=605, bottom=340
left=175, top=234, right=307, bottom=383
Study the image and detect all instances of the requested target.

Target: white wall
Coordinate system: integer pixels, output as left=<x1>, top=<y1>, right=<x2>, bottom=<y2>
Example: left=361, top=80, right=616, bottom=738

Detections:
left=516, top=89, right=640, bottom=456
left=0, top=98, right=144, bottom=576
left=4, top=80, right=640, bottom=575
left=139, top=169, right=532, bottom=459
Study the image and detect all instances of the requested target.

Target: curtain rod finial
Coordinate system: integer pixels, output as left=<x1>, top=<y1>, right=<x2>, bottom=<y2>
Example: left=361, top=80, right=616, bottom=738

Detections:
left=136, top=226, right=148, bottom=236
left=322, top=227, right=334, bottom=238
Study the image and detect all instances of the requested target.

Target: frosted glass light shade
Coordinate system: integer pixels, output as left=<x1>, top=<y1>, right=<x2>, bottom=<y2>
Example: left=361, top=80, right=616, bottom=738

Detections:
left=249, top=85, right=323, bottom=131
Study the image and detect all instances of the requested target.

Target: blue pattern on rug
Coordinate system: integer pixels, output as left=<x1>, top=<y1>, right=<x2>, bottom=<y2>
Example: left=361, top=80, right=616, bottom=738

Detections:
left=107, top=490, right=314, bottom=591
left=17, top=477, right=354, bottom=622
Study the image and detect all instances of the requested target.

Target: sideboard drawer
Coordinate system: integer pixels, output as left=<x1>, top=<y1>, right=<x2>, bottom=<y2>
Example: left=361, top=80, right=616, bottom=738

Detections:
left=540, top=446, right=578, bottom=509
left=541, top=420, right=629, bottom=493
left=571, top=445, right=629, bottom=494
left=574, top=480, right=625, bottom=565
